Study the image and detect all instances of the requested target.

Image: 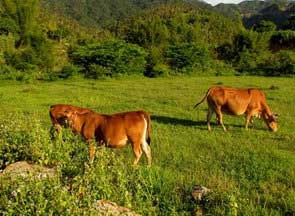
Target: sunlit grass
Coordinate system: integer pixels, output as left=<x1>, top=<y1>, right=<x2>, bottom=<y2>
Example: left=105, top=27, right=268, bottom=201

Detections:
left=0, top=76, right=295, bottom=215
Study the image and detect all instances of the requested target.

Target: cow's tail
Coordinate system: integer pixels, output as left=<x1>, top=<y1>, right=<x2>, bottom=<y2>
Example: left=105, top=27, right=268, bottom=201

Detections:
left=194, top=88, right=211, bottom=109
left=142, top=111, right=151, bottom=145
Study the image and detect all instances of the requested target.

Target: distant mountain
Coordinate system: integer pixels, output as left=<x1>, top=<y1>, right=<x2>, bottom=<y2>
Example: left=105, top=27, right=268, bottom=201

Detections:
left=242, top=1, right=295, bottom=29
left=42, top=0, right=295, bottom=30
left=214, top=0, right=295, bottom=29
left=41, top=0, right=208, bottom=28
left=41, top=0, right=139, bottom=28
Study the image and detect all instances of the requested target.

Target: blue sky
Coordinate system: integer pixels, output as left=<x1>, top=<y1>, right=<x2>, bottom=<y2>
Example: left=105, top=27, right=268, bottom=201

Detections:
left=204, top=0, right=245, bottom=6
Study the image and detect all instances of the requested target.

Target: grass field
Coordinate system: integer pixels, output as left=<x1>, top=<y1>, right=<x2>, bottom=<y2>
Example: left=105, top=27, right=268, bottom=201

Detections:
left=0, top=76, right=295, bottom=215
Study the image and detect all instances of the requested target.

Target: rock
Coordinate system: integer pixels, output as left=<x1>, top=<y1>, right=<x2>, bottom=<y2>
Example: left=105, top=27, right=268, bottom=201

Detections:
left=94, top=200, right=140, bottom=216
left=1, top=161, right=56, bottom=179
left=191, top=185, right=211, bottom=216
left=191, top=185, right=211, bottom=201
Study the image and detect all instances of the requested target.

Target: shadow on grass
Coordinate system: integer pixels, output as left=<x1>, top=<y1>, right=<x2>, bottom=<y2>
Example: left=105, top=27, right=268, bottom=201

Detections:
left=151, top=115, right=205, bottom=127
left=151, top=115, right=268, bottom=132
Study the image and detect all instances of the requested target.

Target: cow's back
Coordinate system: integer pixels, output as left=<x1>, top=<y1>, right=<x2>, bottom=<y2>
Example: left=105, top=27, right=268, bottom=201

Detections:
left=102, top=111, right=146, bottom=135
left=207, top=87, right=255, bottom=115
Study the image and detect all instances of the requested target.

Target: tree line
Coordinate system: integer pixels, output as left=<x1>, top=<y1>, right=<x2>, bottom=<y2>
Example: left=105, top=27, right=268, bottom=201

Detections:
left=0, top=0, right=294, bottom=81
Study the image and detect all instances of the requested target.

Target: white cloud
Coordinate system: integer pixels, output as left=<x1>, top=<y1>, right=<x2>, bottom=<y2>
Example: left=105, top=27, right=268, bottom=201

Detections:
left=204, top=0, right=245, bottom=6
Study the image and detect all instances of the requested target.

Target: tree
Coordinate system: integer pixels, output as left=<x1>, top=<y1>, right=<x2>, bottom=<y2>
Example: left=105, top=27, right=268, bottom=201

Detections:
left=164, top=42, right=210, bottom=72
left=1, top=0, right=40, bottom=47
left=69, top=40, right=147, bottom=78
left=234, top=32, right=253, bottom=52
left=283, top=15, right=295, bottom=31
left=253, top=20, right=276, bottom=33
left=270, top=30, right=295, bottom=51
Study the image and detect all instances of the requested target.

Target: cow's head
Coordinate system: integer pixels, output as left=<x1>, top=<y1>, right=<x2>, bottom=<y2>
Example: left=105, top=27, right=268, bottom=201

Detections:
left=263, top=113, right=278, bottom=132
left=64, top=109, right=91, bottom=126
left=63, top=110, right=77, bottom=126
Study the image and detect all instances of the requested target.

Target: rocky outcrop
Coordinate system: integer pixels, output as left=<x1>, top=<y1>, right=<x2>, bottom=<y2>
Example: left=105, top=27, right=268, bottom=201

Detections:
left=1, top=161, right=56, bottom=179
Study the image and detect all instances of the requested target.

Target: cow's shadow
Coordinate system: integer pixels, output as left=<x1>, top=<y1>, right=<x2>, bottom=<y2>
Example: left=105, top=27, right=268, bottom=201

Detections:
left=151, top=115, right=205, bottom=127
left=151, top=115, right=267, bottom=131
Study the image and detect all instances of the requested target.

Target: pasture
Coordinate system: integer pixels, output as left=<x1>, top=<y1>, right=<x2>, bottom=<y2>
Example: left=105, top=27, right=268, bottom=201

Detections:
left=0, top=76, right=295, bottom=215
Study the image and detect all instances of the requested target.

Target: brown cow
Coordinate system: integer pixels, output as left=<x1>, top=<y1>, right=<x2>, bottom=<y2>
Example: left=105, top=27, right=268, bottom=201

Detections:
left=64, top=110, right=152, bottom=166
left=194, top=86, right=278, bottom=132
left=49, top=104, right=92, bottom=138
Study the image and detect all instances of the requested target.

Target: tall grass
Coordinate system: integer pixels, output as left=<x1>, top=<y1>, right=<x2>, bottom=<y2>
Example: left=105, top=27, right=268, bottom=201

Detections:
left=0, top=76, right=294, bottom=215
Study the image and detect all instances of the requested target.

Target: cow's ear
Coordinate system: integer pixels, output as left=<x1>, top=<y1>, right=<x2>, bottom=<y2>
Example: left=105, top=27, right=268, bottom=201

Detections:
left=79, top=110, right=89, bottom=115
left=273, top=113, right=278, bottom=120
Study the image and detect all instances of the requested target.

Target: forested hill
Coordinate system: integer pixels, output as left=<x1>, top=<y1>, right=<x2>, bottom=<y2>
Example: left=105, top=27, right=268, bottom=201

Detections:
left=42, top=0, right=295, bottom=29
left=0, top=0, right=294, bottom=80
left=214, top=0, right=295, bottom=29
left=42, top=0, right=210, bottom=28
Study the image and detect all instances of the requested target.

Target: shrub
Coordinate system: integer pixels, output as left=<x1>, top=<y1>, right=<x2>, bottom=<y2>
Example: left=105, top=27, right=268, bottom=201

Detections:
left=261, top=50, right=295, bottom=76
left=145, top=64, right=170, bottom=77
left=164, top=43, right=211, bottom=73
left=0, top=65, right=17, bottom=80
left=270, top=30, right=295, bottom=51
left=233, top=32, right=254, bottom=52
left=86, top=64, right=112, bottom=79
left=253, top=20, right=276, bottom=33
left=47, top=26, right=70, bottom=41
left=236, top=51, right=260, bottom=75
left=0, top=113, right=49, bottom=168
left=4, top=48, right=40, bottom=71
left=216, top=42, right=236, bottom=63
left=69, top=40, right=147, bottom=78
left=58, top=64, right=81, bottom=79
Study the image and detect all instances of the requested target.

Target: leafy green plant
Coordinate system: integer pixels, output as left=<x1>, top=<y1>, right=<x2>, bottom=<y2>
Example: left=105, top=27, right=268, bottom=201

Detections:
left=69, top=40, right=147, bottom=77
left=270, top=30, right=295, bottom=51
left=164, top=42, right=211, bottom=73
left=261, top=50, right=295, bottom=76
left=58, top=64, right=81, bottom=79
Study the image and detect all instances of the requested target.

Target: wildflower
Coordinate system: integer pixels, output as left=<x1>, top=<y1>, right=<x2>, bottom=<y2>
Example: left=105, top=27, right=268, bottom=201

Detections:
left=10, top=190, right=18, bottom=198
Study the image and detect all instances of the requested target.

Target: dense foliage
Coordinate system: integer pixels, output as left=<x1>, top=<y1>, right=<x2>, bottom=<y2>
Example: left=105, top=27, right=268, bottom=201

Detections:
left=0, top=0, right=294, bottom=80
left=69, top=40, right=147, bottom=78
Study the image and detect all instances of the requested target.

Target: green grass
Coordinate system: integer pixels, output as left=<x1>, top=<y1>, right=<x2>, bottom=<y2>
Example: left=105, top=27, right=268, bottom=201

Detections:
left=0, top=76, right=295, bottom=215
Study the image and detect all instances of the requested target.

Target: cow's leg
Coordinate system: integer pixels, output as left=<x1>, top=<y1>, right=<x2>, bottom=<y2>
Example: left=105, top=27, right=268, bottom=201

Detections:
left=132, top=142, right=142, bottom=166
left=245, top=113, right=252, bottom=131
left=50, top=124, right=62, bottom=140
left=207, top=108, right=213, bottom=131
left=88, top=140, right=96, bottom=164
left=142, top=140, right=152, bottom=167
left=216, top=108, right=227, bottom=132
left=140, top=118, right=152, bottom=166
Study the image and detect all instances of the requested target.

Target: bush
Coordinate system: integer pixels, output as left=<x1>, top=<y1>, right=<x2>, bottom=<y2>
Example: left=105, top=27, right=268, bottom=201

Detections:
left=145, top=64, right=170, bottom=77
left=86, top=64, right=112, bottom=79
left=0, top=65, right=17, bottom=80
left=270, top=30, right=295, bottom=51
left=261, top=50, right=295, bottom=76
left=253, top=20, right=276, bottom=33
left=4, top=48, right=40, bottom=71
left=47, top=26, right=70, bottom=41
left=58, top=64, right=81, bottom=79
left=0, top=113, right=49, bottom=168
left=233, top=32, right=254, bottom=53
left=164, top=43, right=211, bottom=73
left=69, top=40, right=147, bottom=77
left=236, top=51, right=260, bottom=75
left=216, top=42, right=236, bottom=63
